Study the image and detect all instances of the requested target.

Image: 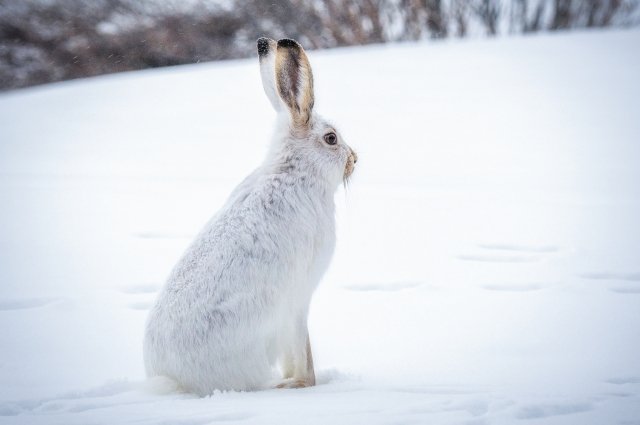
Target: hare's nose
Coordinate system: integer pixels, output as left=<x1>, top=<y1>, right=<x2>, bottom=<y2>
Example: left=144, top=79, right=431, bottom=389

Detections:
left=351, top=149, right=358, bottom=164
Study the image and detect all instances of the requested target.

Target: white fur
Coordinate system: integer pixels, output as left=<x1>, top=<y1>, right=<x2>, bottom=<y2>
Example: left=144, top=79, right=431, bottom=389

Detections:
left=143, top=38, right=355, bottom=395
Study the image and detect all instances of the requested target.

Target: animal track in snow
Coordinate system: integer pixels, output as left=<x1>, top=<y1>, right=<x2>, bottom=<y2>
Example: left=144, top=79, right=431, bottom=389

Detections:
left=120, top=284, right=161, bottom=294
left=445, top=399, right=490, bottom=417
left=478, top=243, right=559, bottom=253
left=457, top=254, right=538, bottom=263
left=481, top=283, right=545, bottom=292
left=514, top=402, right=592, bottom=419
left=579, top=272, right=640, bottom=282
left=133, top=231, right=193, bottom=240
left=128, top=301, right=153, bottom=311
left=609, top=287, right=640, bottom=294
left=457, top=242, right=559, bottom=264
left=120, top=284, right=158, bottom=311
left=386, top=385, right=482, bottom=395
left=342, top=281, right=426, bottom=292
left=606, top=377, right=640, bottom=385
left=0, top=297, right=59, bottom=311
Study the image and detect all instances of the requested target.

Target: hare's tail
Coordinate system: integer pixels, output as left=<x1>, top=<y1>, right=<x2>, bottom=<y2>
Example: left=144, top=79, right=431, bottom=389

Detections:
left=140, top=375, right=183, bottom=395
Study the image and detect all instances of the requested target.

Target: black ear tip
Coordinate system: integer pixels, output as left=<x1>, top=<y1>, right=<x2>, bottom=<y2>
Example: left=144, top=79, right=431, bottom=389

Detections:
left=277, top=38, right=301, bottom=49
left=257, top=37, right=271, bottom=57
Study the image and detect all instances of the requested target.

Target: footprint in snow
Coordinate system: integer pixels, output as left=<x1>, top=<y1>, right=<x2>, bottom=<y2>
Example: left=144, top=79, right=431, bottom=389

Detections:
left=606, top=377, right=640, bottom=385
left=128, top=301, right=154, bottom=311
left=120, top=284, right=159, bottom=310
left=481, top=283, right=545, bottom=292
left=133, top=231, right=193, bottom=240
left=447, top=399, right=490, bottom=417
left=342, top=281, right=426, bottom=292
left=515, top=402, right=592, bottom=419
left=457, top=254, right=538, bottom=263
left=0, top=297, right=59, bottom=311
left=478, top=243, right=559, bottom=253
left=458, top=243, right=559, bottom=263
left=578, top=273, right=640, bottom=294
left=579, top=272, right=640, bottom=282
left=120, top=284, right=161, bottom=294
left=609, top=287, right=640, bottom=294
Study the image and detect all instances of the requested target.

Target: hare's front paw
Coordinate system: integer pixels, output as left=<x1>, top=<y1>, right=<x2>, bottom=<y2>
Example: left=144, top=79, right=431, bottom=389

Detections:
left=274, top=378, right=313, bottom=389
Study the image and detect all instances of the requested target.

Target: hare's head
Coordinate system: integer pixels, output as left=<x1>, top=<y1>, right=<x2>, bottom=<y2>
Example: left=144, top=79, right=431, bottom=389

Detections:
left=258, top=38, right=357, bottom=186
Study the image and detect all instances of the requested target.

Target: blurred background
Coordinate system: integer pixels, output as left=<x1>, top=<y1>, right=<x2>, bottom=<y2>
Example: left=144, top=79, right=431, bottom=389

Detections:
left=1, top=0, right=639, bottom=91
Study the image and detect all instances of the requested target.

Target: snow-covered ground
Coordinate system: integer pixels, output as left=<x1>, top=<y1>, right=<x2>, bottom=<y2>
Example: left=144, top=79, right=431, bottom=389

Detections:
left=1, top=29, right=639, bottom=424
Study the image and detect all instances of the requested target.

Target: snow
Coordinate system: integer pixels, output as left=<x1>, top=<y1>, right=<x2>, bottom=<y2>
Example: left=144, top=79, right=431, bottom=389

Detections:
left=1, top=29, right=640, bottom=424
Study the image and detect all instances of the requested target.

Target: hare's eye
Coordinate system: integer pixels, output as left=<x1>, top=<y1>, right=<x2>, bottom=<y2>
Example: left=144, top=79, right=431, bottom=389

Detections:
left=324, top=132, right=337, bottom=145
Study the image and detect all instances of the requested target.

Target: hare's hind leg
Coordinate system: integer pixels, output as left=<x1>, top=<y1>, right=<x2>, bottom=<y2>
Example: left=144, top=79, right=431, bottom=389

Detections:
left=276, top=328, right=315, bottom=389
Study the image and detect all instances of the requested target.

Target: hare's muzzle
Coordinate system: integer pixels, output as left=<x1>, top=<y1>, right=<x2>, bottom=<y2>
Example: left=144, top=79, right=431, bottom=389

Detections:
left=344, top=148, right=357, bottom=179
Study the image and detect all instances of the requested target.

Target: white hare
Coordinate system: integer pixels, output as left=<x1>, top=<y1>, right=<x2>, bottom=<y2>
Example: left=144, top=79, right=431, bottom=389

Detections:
left=143, top=38, right=357, bottom=395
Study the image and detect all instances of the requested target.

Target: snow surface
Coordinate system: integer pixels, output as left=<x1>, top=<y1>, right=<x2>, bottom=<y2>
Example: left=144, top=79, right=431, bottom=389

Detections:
left=1, top=29, right=639, bottom=424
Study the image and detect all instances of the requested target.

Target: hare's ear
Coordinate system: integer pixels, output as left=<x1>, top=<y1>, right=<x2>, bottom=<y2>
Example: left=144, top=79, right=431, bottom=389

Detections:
left=258, top=37, right=283, bottom=112
left=275, top=39, right=314, bottom=129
